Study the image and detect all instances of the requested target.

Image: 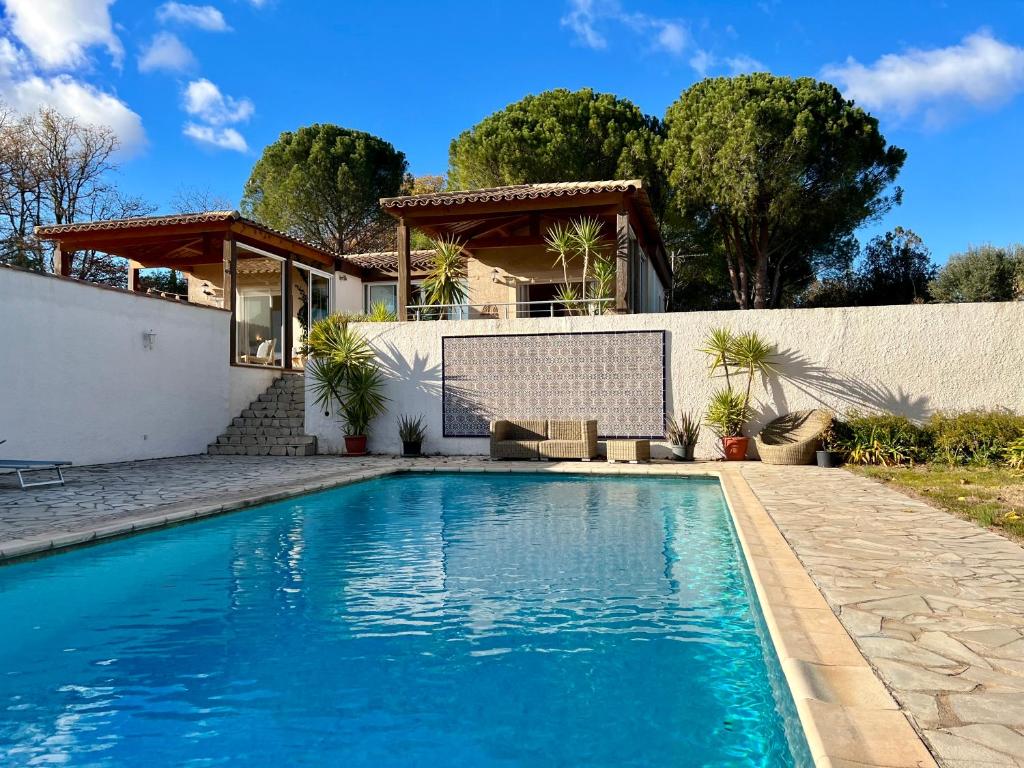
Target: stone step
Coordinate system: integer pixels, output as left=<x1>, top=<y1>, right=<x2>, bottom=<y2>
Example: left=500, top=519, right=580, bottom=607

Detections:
left=208, top=442, right=316, bottom=457
left=209, top=374, right=315, bottom=458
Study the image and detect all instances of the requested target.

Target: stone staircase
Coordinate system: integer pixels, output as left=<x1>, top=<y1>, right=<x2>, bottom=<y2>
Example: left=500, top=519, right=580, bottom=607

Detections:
left=208, top=374, right=317, bottom=456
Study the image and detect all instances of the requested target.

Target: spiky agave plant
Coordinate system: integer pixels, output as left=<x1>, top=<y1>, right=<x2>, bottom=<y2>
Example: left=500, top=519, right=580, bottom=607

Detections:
left=365, top=301, right=397, bottom=322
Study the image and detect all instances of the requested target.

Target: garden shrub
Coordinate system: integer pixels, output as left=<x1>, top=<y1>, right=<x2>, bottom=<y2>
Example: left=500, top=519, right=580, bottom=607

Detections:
left=837, top=413, right=929, bottom=466
left=1004, top=436, right=1024, bottom=471
left=926, top=410, right=1024, bottom=466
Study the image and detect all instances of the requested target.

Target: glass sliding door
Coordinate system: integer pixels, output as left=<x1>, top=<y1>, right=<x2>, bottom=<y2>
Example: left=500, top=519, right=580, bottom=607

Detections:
left=291, top=263, right=333, bottom=368
left=236, top=248, right=284, bottom=366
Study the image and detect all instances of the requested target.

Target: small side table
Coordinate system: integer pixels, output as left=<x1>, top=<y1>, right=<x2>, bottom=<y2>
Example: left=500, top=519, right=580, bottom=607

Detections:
left=606, top=439, right=651, bottom=464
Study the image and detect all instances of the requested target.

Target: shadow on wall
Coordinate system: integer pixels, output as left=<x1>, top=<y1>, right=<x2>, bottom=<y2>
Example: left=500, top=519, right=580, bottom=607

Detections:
left=767, top=348, right=932, bottom=422
left=374, top=341, right=442, bottom=399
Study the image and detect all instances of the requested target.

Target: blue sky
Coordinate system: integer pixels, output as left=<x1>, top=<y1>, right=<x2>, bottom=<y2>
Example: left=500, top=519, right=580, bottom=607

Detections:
left=2, top=0, right=1024, bottom=262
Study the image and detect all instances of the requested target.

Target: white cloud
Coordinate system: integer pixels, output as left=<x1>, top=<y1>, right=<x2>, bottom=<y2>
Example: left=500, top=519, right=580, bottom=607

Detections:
left=726, top=54, right=764, bottom=74
left=3, top=0, right=123, bottom=70
left=181, top=78, right=252, bottom=152
left=823, top=31, right=1024, bottom=126
left=0, top=37, right=144, bottom=153
left=561, top=0, right=607, bottom=49
left=562, top=0, right=688, bottom=56
left=138, top=33, right=195, bottom=74
left=689, top=49, right=714, bottom=76
left=156, top=2, right=230, bottom=32
left=183, top=122, right=247, bottom=152
left=183, top=78, right=253, bottom=124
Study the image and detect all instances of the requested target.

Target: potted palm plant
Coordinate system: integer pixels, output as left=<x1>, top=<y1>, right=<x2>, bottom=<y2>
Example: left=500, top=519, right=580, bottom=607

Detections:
left=699, top=328, right=777, bottom=461
left=306, top=314, right=388, bottom=456
left=398, top=414, right=426, bottom=457
left=666, top=411, right=700, bottom=460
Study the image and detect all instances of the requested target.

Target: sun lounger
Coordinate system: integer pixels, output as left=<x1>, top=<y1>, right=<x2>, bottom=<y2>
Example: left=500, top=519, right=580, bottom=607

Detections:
left=0, top=459, right=71, bottom=488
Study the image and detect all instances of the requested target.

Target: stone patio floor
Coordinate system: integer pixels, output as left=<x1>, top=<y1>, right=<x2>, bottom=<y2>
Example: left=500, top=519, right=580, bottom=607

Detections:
left=2, top=455, right=1023, bottom=767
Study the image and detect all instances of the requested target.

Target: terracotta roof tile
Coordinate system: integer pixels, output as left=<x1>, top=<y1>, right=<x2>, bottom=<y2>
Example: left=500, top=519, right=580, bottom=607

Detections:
left=343, top=250, right=437, bottom=273
left=34, top=211, right=343, bottom=262
left=380, top=179, right=644, bottom=209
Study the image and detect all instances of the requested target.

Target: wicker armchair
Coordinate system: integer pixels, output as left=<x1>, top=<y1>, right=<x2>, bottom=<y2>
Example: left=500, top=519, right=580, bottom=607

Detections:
left=755, top=410, right=833, bottom=465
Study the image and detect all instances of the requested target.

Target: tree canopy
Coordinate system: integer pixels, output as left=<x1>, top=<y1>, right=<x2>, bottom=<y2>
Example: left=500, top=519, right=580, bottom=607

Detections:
left=242, top=124, right=407, bottom=254
left=662, top=73, right=906, bottom=309
left=800, top=228, right=935, bottom=307
left=448, top=88, right=666, bottom=214
left=930, top=244, right=1024, bottom=303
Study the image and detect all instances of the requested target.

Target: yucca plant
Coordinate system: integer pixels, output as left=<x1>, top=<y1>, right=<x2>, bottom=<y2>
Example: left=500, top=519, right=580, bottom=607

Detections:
left=305, top=315, right=388, bottom=452
left=365, top=301, right=397, bottom=322
left=545, top=221, right=575, bottom=286
left=554, top=283, right=582, bottom=315
left=666, top=411, right=701, bottom=447
left=705, top=389, right=750, bottom=439
left=570, top=216, right=605, bottom=293
left=698, top=327, right=777, bottom=458
left=589, top=255, right=616, bottom=312
left=421, top=236, right=467, bottom=317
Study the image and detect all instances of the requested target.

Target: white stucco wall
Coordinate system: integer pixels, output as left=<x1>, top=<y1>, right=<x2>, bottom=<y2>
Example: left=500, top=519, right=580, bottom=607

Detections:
left=335, top=272, right=364, bottom=314
left=307, top=302, right=1024, bottom=458
left=0, top=267, right=259, bottom=465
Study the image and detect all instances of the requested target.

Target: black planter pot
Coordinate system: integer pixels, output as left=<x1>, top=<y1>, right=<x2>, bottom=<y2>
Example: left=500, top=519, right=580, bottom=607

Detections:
left=670, top=444, right=695, bottom=461
left=402, top=440, right=422, bottom=458
left=816, top=450, right=845, bottom=468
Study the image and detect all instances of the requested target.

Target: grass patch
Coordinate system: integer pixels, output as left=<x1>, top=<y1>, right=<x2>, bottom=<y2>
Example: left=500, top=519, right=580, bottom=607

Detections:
left=851, top=464, right=1024, bottom=542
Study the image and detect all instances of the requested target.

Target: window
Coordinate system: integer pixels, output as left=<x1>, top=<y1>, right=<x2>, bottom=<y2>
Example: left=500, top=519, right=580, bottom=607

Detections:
left=365, top=283, right=398, bottom=314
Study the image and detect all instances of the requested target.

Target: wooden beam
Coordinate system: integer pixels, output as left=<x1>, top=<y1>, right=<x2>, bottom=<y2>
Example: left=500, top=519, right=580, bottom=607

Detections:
left=397, top=219, right=411, bottom=321
left=615, top=211, right=630, bottom=314
left=226, top=237, right=237, bottom=363
left=284, top=255, right=294, bottom=371
left=51, top=243, right=69, bottom=276
left=127, top=260, right=142, bottom=292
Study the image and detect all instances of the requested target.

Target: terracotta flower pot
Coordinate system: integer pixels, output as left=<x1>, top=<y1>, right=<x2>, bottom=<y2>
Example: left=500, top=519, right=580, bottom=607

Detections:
left=344, top=435, right=368, bottom=456
left=721, top=436, right=749, bottom=461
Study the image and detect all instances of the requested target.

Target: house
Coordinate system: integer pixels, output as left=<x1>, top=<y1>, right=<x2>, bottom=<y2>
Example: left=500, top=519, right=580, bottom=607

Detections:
left=34, top=179, right=671, bottom=371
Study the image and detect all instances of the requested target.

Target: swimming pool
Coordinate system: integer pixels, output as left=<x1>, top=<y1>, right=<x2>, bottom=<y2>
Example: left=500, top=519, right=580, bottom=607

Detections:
left=0, top=472, right=809, bottom=766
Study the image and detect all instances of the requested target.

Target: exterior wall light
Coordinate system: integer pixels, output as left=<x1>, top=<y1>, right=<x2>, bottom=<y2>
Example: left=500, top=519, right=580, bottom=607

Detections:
left=491, top=268, right=500, bottom=283
left=142, top=330, right=157, bottom=350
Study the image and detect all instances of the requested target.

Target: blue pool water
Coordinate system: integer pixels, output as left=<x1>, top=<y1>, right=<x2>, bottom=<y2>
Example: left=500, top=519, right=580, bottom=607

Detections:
left=0, top=473, right=807, bottom=767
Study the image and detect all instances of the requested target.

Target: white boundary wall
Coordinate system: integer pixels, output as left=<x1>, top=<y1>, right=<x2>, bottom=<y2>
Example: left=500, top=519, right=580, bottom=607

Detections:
left=1, top=267, right=277, bottom=465
left=307, top=302, right=1024, bottom=458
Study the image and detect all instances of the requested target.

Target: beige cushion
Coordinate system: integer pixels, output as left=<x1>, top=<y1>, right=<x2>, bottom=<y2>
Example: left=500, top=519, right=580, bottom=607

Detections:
left=500, top=420, right=548, bottom=441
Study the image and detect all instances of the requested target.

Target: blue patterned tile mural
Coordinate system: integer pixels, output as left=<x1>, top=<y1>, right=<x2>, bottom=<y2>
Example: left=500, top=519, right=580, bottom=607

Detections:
left=442, top=331, right=666, bottom=438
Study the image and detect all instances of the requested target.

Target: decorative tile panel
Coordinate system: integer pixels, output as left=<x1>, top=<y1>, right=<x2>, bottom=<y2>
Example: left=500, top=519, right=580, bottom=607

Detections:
left=442, top=331, right=665, bottom=438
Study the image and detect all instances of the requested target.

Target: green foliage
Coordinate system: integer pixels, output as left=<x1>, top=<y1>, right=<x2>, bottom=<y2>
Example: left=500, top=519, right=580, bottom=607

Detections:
left=553, top=283, right=582, bottom=315
left=666, top=411, right=701, bottom=447
left=420, top=236, right=467, bottom=314
left=801, top=228, right=936, bottom=307
left=926, top=411, right=1024, bottom=466
left=448, top=88, right=666, bottom=214
left=705, top=389, right=750, bottom=438
left=837, top=413, right=928, bottom=466
left=305, top=314, right=387, bottom=437
left=662, top=74, right=905, bottom=309
left=930, top=244, right=1024, bottom=303
left=397, top=414, right=427, bottom=443
left=544, top=221, right=575, bottom=285
left=1005, top=437, right=1024, bottom=471
left=589, top=255, right=616, bottom=307
left=699, top=327, right=777, bottom=437
left=241, top=124, right=407, bottom=253
left=365, top=301, right=397, bottom=322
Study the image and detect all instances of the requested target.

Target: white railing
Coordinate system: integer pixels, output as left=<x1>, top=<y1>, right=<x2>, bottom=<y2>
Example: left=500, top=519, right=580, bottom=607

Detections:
left=406, top=298, right=615, bottom=320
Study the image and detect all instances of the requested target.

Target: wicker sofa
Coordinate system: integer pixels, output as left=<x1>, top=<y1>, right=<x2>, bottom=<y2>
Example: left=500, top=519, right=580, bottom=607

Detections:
left=490, top=419, right=598, bottom=460
left=754, top=410, right=833, bottom=465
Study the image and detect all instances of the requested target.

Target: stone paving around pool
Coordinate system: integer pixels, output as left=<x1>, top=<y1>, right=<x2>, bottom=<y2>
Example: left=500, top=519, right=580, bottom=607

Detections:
left=2, top=455, right=1023, bottom=767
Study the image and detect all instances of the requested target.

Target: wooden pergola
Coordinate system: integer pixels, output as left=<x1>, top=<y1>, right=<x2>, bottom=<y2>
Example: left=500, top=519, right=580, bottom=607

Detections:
left=379, top=180, right=671, bottom=320
left=35, top=211, right=358, bottom=368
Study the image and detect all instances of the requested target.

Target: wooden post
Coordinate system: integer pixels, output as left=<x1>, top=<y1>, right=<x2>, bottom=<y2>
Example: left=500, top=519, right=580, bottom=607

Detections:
left=52, top=244, right=72, bottom=276
left=397, top=218, right=411, bottom=321
left=283, top=255, right=294, bottom=370
left=615, top=211, right=630, bottom=313
left=225, top=237, right=237, bottom=364
left=127, top=260, right=142, bottom=292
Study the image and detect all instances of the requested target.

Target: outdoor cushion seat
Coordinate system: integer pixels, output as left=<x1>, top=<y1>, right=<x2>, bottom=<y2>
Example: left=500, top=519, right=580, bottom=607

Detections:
left=490, top=419, right=597, bottom=460
left=755, top=410, right=833, bottom=465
